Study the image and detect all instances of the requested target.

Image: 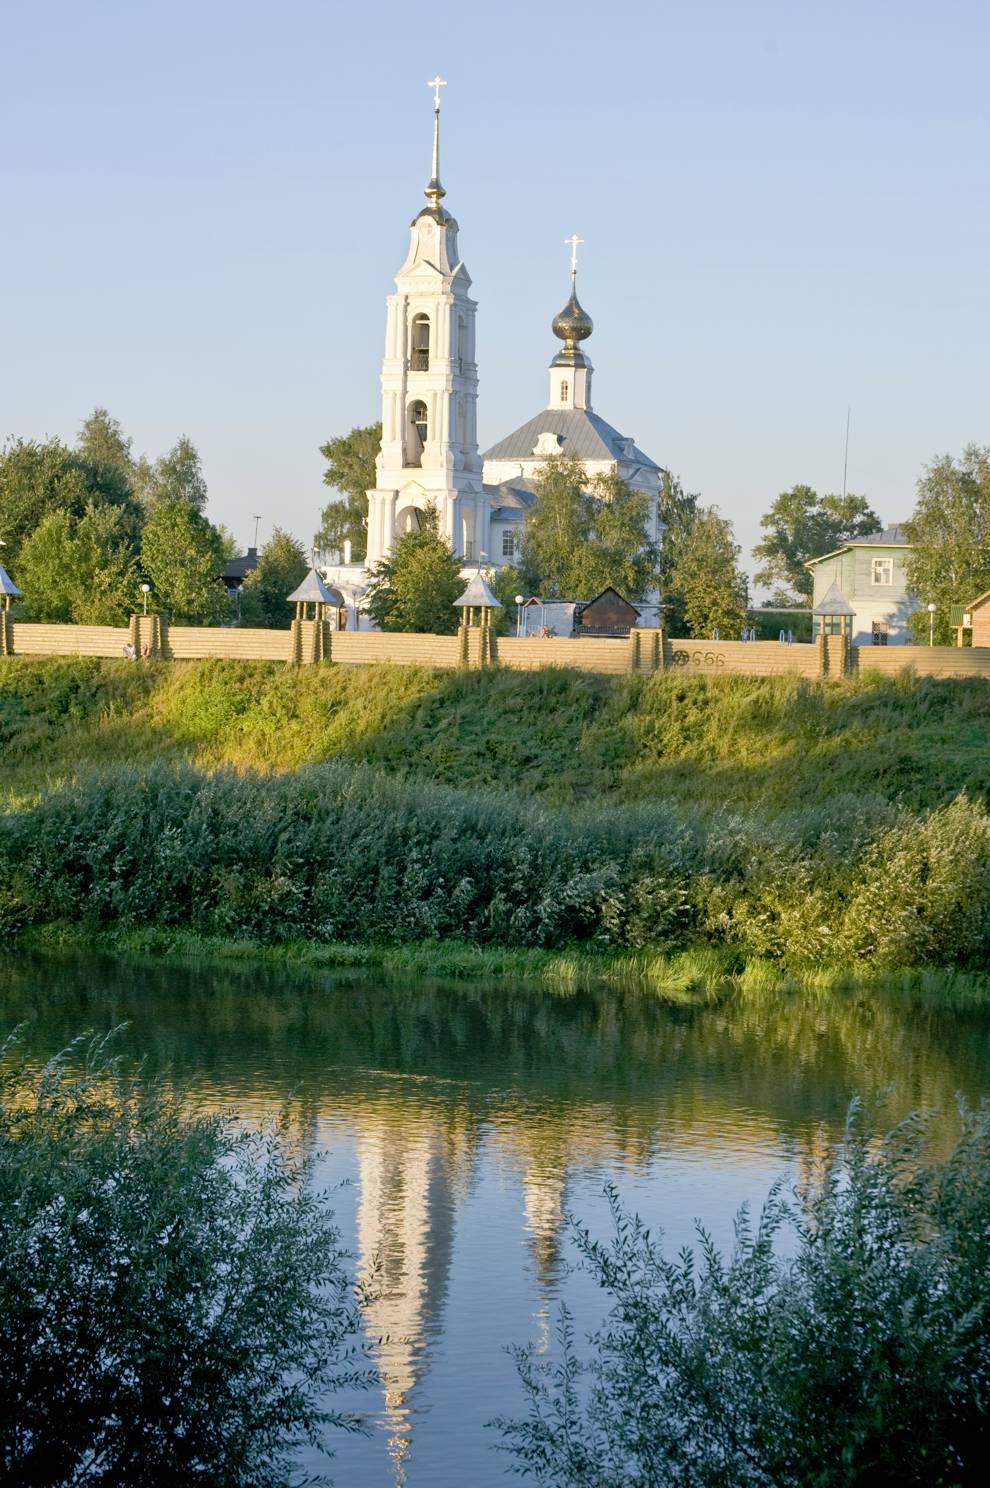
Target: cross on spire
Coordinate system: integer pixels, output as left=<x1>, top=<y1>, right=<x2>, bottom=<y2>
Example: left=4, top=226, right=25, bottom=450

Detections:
left=423, top=76, right=449, bottom=214
left=565, top=234, right=584, bottom=277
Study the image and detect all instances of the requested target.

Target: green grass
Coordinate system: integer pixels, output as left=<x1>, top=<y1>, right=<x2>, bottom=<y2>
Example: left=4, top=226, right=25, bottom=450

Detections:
left=2, top=657, right=989, bottom=812
left=3, top=658, right=989, bottom=983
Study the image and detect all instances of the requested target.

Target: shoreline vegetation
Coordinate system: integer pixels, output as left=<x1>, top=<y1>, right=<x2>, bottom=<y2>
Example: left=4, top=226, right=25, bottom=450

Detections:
left=13, top=926, right=990, bottom=1009
left=2, top=657, right=990, bottom=989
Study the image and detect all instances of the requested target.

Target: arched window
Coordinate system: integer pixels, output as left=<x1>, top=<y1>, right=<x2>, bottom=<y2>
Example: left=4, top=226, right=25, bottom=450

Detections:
left=457, top=313, right=466, bottom=373
left=457, top=399, right=466, bottom=447
left=411, top=314, right=430, bottom=370
left=560, top=380, right=569, bottom=404
left=408, top=400, right=428, bottom=465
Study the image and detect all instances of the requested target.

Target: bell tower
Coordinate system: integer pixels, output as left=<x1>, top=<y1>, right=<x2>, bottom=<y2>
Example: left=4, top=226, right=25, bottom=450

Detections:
left=365, top=79, right=485, bottom=566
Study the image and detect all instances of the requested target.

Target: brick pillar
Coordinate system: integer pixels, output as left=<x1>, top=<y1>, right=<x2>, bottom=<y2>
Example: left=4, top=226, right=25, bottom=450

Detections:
left=0, top=610, right=11, bottom=656
left=458, top=623, right=470, bottom=668
left=653, top=628, right=666, bottom=672
left=628, top=628, right=642, bottom=673
left=825, top=634, right=848, bottom=677
left=290, top=617, right=304, bottom=664
left=131, top=613, right=162, bottom=658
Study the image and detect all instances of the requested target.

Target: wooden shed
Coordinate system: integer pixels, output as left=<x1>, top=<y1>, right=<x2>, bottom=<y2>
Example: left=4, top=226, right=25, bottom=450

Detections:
left=958, top=590, right=990, bottom=648
left=576, top=587, right=640, bottom=637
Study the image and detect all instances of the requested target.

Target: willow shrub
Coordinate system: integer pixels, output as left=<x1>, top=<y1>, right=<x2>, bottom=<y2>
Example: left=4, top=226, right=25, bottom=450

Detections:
left=0, top=1036, right=369, bottom=1487
left=495, top=1102, right=990, bottom=1487
left=1, top=761, right=989, bottom=967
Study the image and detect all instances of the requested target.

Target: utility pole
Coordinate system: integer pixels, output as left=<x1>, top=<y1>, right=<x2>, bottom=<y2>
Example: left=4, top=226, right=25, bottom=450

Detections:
left=252, top=515, right=262, bottom=550
left=842, top=407, right=851, bottom=500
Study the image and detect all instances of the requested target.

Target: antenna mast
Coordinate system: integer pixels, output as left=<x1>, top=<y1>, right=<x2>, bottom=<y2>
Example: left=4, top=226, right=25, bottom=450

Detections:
left=842, top=407, right=851, bottom=500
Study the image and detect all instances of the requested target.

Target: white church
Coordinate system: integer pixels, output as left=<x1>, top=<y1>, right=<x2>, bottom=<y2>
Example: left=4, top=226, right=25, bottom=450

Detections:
left=323, top=80, right=664, bottom=624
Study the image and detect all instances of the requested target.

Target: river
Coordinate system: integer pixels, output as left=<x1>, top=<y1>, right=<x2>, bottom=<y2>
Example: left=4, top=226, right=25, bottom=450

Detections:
left=3, top=952, right=989, bottom=1486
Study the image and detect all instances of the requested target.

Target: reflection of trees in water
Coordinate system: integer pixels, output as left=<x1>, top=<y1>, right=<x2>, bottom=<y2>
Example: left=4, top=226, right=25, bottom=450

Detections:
left=4, top=953, right=988, bottom=1143
left=4, top=952, right=989, bottom=1478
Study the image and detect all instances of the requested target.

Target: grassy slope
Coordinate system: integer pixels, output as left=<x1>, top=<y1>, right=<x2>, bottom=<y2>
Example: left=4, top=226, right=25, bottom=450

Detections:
left=2, top=656, right=989, bottom=814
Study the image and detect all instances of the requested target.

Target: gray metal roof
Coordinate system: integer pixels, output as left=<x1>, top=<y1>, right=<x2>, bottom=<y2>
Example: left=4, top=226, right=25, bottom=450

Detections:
left=486, top=478, right=536, bottom=522
left=806, top=523, right=911, bottom=567
left=286, top=568, right=342, bottom=605
left=453, top=572, right=502, bottom=608
left=812, top=581, right=854, bottom=616
left=482, top=409, right=659, bottom=470
left=0, top=563, right=22, bottom=598
left=859, top=524, right=910, bottom=545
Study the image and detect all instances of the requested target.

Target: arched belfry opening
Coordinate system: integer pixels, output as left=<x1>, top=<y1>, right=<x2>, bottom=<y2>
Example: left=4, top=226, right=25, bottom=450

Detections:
left=456, top=313, right=466, bottom=372
left=407, top=400, right=429, bottom=466
left=411, top=314, right=430, bottom=370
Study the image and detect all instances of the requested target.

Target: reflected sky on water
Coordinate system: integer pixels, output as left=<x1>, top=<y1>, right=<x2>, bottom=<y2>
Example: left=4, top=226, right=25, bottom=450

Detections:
left=3, top=953, right=989, bottom=1486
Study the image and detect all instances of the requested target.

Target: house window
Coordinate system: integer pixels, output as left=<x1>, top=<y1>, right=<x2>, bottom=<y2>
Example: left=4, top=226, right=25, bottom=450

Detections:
left=501, top=529, right=516, bottom=557
left=872, top=557, right=893, bottom=586
left=560, top=380, right=569, bottom=404
left=872, top=621, right=889, bottom=646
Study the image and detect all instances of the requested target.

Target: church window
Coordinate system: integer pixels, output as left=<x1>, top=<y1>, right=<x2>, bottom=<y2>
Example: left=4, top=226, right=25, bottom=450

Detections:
left=457, top=399, right=466, bottom=447
left=457, top=313, right=466, bottom=373
left=502, top=529, right=516, bottom=557
left=408, top=400, right=428, bottom=465
left=411, top=314, right=430, bottom=370
left=560, top=380, right=569, bottom=404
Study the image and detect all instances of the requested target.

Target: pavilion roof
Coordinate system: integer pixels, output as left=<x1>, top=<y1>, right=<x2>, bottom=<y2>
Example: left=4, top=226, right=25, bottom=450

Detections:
left=453, top=572, right=502, bottom=608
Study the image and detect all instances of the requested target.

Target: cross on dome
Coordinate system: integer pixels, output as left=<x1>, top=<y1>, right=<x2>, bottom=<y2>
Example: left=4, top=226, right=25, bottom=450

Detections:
left=565, top=234, right=584, bottom=276
left=428, top=75, right=447, bottom=110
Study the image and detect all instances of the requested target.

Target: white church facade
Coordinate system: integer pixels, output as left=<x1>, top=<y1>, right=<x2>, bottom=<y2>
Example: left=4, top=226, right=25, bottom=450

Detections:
left=323, top=81, right=664, bottom=624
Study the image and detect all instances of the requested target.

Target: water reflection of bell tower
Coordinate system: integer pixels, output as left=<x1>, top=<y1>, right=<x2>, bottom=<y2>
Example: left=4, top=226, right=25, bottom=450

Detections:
left=354, top=1106, right=475, bottom=1484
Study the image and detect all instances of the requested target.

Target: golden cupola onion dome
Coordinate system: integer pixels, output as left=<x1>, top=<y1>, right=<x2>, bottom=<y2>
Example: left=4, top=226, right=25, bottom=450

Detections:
left=551, top=278, right=593, bottom=364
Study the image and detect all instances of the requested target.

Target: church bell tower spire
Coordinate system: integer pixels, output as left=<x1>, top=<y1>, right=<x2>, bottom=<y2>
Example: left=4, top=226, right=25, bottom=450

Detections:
left=364, top=80, right=484, bottom=568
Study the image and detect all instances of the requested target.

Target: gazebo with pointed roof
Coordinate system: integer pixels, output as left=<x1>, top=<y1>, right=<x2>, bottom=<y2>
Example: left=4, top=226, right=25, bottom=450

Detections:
left=453, top=571, right=502, bottom=629
left=286, top=568, right=344, bottom=623
left=0, top=562, right=22, bottom=611
left=812, top=580, right=854, bottom=638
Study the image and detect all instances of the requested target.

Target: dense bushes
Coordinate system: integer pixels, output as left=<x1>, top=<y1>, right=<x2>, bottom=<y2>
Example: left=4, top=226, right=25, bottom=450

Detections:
left=495, top=1101, right=990, bottom=1486
left=2, top=759, right=989, bottom=969
left=0, top=1036, right=367, bottom=1486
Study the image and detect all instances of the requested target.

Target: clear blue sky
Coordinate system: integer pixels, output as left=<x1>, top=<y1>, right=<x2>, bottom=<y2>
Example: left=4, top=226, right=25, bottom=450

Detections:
left=2, top=0, right=987, bottom=574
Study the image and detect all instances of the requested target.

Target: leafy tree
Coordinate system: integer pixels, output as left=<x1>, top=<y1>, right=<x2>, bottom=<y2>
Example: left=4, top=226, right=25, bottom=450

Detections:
left=905, top=445, right=990, bottom=644
left=239, top=528, right=309, bottom=629
left=519, top=455, right=592, bottom=597
left=316, top=423, right=382, bottom=562
left=570, top=470, right=659, bottom=602
left=363, top=502, right=465, bottom=633
left=18, top=502, right=140, bottom=624
left=497, top=1101, right=990, bottom=1488
left=754, top=484, right=881, bottom=599
left=485, top=562, right=526, bottom=634
left=0, top=438, right=105, bottom=565
left=140, top=498, right=230, bottom=623
left=665, top=505, right=748, bottom=638
left=0, top=1036, right=369, bottom=1486
left=519, top=457, right=658, bottom=602
left=656, top=471, right=700, bottom=636
left=76, top=407, right=136, bottom=508
left=135, top=435, right=209, bottom=513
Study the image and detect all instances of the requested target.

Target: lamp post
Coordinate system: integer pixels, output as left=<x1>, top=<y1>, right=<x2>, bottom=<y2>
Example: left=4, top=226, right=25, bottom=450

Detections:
left=927, top=602, right=937, bottom=647
left=141, top=583, right=151, bottom=616
left=515, top=594, right=524, bottom=638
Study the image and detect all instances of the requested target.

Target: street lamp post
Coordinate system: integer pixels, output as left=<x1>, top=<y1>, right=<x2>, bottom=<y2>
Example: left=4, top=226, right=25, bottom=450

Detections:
left=141, top=583, right=151, bottom=616
left=515, top=594, right=524, bottom=638
left=927, top=602, right=937, bottom=647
